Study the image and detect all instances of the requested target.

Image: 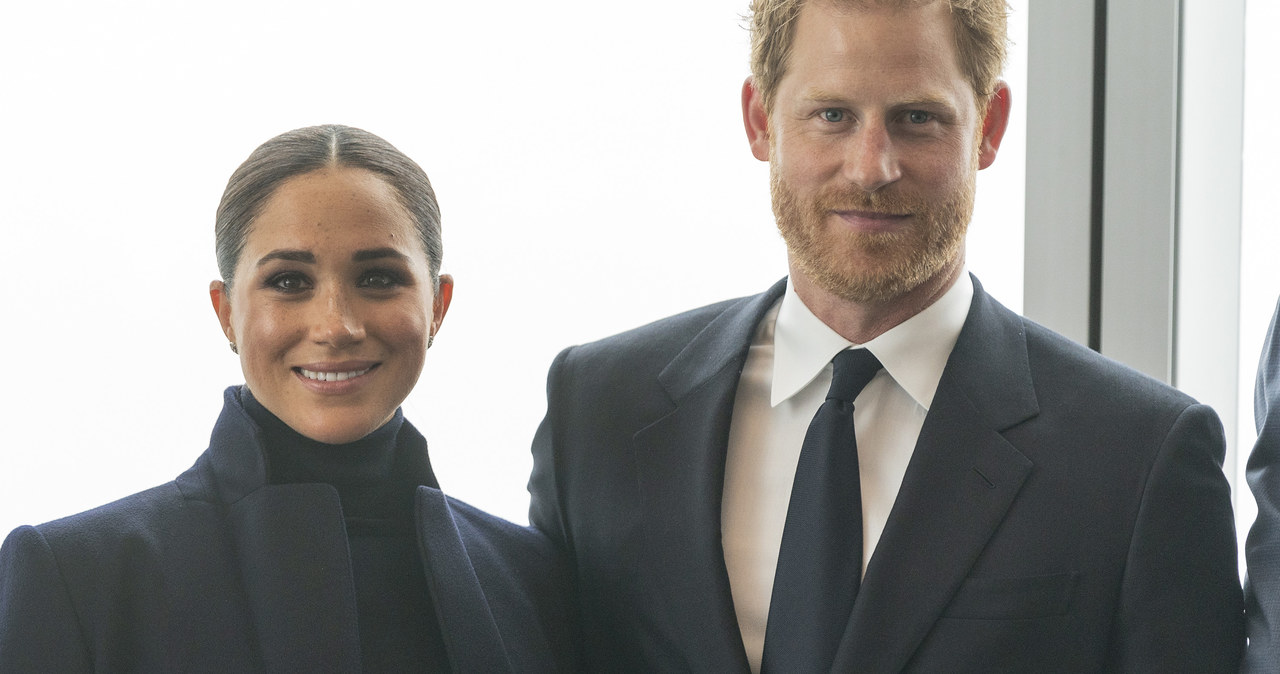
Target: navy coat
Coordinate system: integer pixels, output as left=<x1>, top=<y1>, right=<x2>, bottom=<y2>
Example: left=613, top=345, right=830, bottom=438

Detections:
left=0, top=387, right=578, bottom=672
left=530, top=275, right=1243, bottom=672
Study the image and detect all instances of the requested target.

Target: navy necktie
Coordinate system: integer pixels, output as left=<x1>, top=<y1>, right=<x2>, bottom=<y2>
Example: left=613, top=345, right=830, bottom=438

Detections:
left=761, top=348, right=883, bottom=673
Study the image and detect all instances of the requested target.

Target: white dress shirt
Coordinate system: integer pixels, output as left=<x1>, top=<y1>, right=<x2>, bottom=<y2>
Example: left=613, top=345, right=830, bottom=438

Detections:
left=721, top=274, right=973, bottom=673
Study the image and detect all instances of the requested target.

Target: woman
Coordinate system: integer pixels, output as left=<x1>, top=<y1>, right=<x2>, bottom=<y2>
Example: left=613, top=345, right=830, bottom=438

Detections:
left=0, top=125, right=577, bottom=672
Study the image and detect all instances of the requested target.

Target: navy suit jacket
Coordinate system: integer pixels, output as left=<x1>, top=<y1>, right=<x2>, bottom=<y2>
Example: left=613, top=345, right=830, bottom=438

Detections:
left=0, top=387, right=578, bottom=673
left=1244, top=296, right=1280, bottom=670
left=530, top=276, right=1243, bottom=672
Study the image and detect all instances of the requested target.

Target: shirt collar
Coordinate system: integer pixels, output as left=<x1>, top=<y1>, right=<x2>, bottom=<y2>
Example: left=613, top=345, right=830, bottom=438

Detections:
left=771, top=273, right=974, bottom=410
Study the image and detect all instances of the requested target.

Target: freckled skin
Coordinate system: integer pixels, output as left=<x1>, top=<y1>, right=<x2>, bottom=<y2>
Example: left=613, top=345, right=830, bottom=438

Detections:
left=210, top=167, right=452, bottom=444
left=741, top=0, right=1010, bottom=342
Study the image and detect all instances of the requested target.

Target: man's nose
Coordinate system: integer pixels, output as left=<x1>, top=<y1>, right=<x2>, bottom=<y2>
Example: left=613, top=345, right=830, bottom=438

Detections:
left=843, top=122, right=902, bottom=193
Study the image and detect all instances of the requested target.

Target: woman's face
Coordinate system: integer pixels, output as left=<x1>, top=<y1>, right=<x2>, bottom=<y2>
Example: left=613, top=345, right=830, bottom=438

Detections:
left=210, top=167, right=451, bottom=444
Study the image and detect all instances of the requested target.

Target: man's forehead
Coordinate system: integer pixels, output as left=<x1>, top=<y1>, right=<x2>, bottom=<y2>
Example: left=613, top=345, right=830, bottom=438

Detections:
left=821, top=0, right=945, bottom=11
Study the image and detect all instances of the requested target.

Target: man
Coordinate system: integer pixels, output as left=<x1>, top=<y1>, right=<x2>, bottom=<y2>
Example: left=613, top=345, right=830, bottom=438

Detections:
left=1244, top=297, right=1280, bottom=670
left=530, top=0, right=1244, bottom=670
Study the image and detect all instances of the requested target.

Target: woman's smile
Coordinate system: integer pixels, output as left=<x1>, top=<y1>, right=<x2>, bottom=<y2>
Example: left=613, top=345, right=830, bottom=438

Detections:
left=293, top=361, right=381, bottom=396
left=295, top=362, right=378, bottom=382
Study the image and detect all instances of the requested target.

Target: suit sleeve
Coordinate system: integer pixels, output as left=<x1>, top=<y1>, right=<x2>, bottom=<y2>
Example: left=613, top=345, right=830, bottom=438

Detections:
left=1109, top=403, right=1244, bottom=672
left=1245, top=297, right=1280, bottom=671
left=0, top=525, right=93, bottom=672
left=529, top=347, right=572, bottom=551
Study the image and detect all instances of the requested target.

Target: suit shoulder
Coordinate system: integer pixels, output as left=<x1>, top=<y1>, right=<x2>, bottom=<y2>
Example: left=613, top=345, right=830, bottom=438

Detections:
left=554, top=293, right=761, bottom=373
left=1020, top=316, right=1198, bottom=411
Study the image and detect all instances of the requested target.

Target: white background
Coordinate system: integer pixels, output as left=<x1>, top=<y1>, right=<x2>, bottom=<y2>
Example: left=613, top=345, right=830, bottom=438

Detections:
left=0, top=0, right=1029, bottom=532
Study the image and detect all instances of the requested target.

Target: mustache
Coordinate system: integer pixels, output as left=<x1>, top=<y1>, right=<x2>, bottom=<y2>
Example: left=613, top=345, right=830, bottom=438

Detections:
left=812, top=187, right=917, bottom=215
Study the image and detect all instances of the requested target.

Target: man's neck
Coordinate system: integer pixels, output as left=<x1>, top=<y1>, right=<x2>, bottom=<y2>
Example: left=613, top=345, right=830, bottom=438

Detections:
left=789, top=255, right=965, bottom=345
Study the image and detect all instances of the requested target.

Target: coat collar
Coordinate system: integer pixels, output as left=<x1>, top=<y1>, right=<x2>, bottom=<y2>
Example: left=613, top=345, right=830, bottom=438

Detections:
left=655, top=278, right=789, bottom=404
left=172, top=387, right=513, bottom=672
left=176, top=386, right=439, bottom=505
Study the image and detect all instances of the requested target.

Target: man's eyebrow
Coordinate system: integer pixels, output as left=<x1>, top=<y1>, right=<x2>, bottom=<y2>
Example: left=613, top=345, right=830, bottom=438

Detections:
left=800, top=89, right=955, bottom=109
left=352, top=248, right=410, bottom=263
left=892, top=95, right=954, bottom=109
left=802, top=88, right=848, bottom=103
left=256, top=249, right=315, bottom=267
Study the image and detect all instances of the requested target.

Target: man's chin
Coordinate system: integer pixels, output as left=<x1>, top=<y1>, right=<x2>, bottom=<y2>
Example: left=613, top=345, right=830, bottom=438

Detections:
left=796, top=259, right=910, bottom=304
left=798, top=244, right=961, bottom=305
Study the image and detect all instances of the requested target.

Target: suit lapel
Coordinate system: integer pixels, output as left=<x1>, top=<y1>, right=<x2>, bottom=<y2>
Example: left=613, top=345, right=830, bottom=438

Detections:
left=228, top=484, right=363, bottom=673
left=632, top=279, right=786, bottom=671
left=835, top=278, right=1040, bottom=671
left=414, top=487, right=514, bottom=673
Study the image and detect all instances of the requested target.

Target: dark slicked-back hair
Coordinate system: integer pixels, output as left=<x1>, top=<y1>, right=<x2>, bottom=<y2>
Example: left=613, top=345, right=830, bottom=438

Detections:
left=215, top=124, right=442, bottom=289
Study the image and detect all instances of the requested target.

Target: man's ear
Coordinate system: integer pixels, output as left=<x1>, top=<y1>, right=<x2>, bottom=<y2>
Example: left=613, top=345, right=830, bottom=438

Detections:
left=430, top=274, right=454, bottom=339
left=209, top=280, right=235, bottom=344
left=742, top=77, right=772, bottom=162
left=977, top=81, right=1012, bottom=170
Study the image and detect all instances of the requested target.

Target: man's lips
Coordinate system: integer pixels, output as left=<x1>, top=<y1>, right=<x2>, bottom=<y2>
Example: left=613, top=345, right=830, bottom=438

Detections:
left=833, top=209, right=909, bottom=220
left=832, top=209, right=910, bottom=233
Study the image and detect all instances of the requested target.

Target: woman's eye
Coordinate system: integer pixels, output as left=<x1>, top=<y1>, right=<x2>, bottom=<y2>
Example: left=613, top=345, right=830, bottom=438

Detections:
left=906, top=110, right=932, bottom=124
left=359, top=270, right=402, bottom=289
left=267, top=272, right=311, bottom=292
left=821, top=109, right=846, bottom=123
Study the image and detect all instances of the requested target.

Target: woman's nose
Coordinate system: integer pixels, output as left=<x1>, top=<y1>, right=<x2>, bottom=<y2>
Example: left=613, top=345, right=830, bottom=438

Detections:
left=311, top=287, right=366, bottom=347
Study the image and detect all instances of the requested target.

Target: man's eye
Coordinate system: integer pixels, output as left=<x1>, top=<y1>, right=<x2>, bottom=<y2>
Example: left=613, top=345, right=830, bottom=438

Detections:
left=821, top=109, right=846, bottom=123
left=907, top=110, right=932, bottom=124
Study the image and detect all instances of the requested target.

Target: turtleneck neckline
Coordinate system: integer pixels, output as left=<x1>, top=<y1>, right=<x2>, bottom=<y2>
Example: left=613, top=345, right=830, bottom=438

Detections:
left=239, top=386, right=404, bottom=488
left=238, top=386, right=424, bottom=530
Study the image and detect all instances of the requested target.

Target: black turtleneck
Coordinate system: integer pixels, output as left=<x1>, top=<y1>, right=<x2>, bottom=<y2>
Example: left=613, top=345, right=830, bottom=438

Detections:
left=240, top=387, right=450, bottom=673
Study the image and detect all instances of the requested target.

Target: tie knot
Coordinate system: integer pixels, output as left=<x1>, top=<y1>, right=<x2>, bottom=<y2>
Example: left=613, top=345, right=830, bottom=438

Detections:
left=828, top=349, right=882, bottom=403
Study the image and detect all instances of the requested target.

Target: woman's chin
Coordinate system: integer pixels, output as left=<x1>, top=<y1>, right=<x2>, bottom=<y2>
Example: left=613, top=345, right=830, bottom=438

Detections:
left=289, top=412, right=390, bottom=445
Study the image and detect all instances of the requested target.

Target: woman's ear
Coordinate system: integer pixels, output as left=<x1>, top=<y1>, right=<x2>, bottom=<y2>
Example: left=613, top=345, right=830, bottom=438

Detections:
left=209, top=280, right=235, bottom=344
left=430, top=274, right=454, bottom=340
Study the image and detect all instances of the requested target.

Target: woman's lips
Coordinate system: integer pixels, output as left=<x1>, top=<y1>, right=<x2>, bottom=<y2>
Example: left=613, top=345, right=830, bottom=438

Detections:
left=297, top=366, right=372, bottom=382
left=292, top=362, right=380, bottom=391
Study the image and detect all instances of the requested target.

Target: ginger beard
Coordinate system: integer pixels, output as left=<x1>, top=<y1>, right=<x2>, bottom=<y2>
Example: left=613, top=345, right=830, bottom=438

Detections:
left=770, top=143, right=978, bottom=305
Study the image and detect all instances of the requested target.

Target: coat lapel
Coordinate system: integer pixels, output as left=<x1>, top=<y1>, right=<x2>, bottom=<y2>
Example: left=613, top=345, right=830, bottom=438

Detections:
left=835, top=278, right=1040, bottom=671
left=228, top=484, right=363, bottom=673
left=189, top=390, right=363, bottom=672
left=199, top=387, right=459, bottom=673
left=632, top=279, right=786, bottom=671
left=413, top=486, right=514, bottom=673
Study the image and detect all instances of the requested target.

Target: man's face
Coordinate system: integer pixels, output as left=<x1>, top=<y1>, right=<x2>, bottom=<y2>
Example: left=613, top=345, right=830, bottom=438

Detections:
left=747, top=0, right=1005, bottom=304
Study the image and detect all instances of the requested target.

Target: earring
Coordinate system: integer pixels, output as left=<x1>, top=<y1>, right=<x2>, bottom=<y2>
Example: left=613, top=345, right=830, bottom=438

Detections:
left=229, top=341, right=239, bottom=354
left=427, top=334, right=434, bottom=349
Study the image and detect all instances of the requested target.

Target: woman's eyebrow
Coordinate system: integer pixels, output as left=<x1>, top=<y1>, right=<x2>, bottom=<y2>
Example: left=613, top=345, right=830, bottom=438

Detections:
left=352, top=248, right=409, bottom=263
left=256, top=249, right=314, bottom=267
